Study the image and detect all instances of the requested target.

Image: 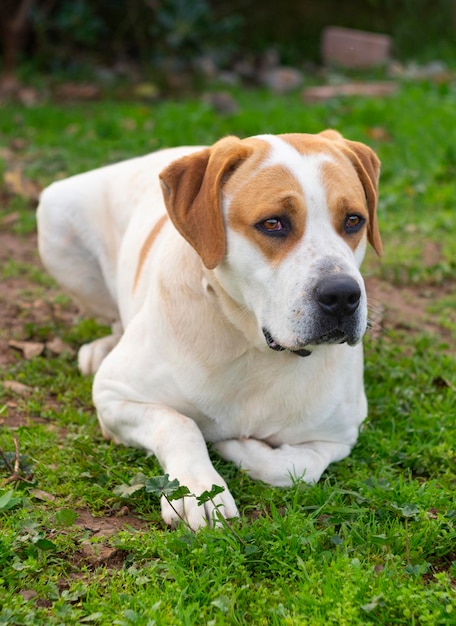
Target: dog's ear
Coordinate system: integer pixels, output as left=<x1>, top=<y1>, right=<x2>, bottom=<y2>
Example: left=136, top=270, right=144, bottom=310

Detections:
left=339, top=139, right=383, bottom=256
left=318, top=129, right=344, bottom=141
left=159, top=136, right=252, bottom=269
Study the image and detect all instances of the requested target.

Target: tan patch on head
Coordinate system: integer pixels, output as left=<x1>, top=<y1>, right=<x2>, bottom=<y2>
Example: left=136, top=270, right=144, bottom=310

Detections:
left=159, top=132, right=381, bottom=271
left=227, top=163, right=306, bottom=265
left=278, top=132, right=340, bottom=156
left=221, top=137, right=273, bottom=194
left=336, top=139, right=382, bottom=256
left=133, top=213, right=168, bottom=291
left=280, top=132, right=382, bottom=256
left=321, top=159, right=369, bottom=252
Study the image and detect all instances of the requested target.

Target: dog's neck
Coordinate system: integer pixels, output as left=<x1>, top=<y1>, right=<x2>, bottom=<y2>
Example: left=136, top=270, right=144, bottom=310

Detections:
left=202, top=267, right=264, bottom=352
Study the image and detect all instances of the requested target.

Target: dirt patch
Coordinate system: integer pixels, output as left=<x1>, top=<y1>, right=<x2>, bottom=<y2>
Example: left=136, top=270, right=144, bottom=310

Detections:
left=0, top=229, right=80, bottom=368
left=0, top=400, right=66, bottom=434
left=74, top=507, right=147, bottom=536
left=0, top=227, right=39, bottom=266
left=0, top=229, right=41, bottom=367
left=366, top=276, right=456, bottom=347
left=423, top=551, right=456, bottom=588
left=64, top=508, right=149, bottom=571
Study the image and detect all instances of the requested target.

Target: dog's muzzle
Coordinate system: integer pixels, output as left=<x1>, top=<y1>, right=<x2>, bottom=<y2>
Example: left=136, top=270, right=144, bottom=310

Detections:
left=263, top=274, right=364, bottom=356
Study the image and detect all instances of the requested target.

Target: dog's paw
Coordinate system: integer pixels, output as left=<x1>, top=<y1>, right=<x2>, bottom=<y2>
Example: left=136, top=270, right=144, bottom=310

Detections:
left=213, top=438, right=291, bottom=486
left=160, top=474, right=239, bottom=531
left=78, top=334, right=120, bottom=375
left=214, top=438, right=324, bottom=486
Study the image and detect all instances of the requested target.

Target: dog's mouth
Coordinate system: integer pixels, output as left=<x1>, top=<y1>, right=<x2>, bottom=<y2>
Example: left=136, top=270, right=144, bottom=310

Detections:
left=313, top=328, right=349, bottom=345
left=262, top=329, right=312, bottom=358
left=263, top=327, right=352, bottom=357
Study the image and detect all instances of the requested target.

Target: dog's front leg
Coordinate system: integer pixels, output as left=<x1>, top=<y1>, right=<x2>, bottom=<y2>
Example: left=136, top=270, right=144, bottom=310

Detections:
left=92, top=385, right=239, bottom=530
left=214, top=438, right=352, bottom=487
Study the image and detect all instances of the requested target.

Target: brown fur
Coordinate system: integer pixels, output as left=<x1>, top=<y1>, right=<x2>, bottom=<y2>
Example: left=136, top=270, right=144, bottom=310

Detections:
left=160, top=137, right=255, bottom=269
left=133, top=213, right=168, bottom=291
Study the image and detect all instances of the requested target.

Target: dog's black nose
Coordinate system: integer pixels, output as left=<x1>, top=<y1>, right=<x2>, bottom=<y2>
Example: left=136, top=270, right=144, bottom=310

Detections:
left=315, top=275, right=361, bottom=318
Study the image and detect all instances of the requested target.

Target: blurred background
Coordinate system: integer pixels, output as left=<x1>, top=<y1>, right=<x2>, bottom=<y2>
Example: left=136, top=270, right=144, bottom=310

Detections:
left=1, top=0, right=455, bottom=96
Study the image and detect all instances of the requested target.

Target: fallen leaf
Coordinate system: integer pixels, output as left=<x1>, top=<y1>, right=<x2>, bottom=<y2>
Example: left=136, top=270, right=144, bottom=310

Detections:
left=1, top=380, right=33, bottom=395
left=19, top=590, right=38, bottom=601
left=79, top=541, right=119, bottom=563
left=8, top=340, right=44, bottom=360
left=116, top=505, right=130, bottom=517
left=113, top=482, right=145, bottom=497
left=46, top=337, right=75, bottom=357
left=1, top=212, right=20, bottom=226
left=4, top=168, right=41, bottom=201
left=31, top=489, right=56, bottom=502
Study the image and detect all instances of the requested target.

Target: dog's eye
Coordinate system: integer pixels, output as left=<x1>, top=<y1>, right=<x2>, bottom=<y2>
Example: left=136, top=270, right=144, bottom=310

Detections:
left=344, top=214, right=365, bottom=233
left=263, top=218, right=283, bottom=231
left=256, top=217, right=290, bottom=237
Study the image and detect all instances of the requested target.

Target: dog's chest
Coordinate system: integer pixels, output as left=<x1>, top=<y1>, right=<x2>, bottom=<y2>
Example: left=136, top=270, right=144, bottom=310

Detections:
left=181, top=346, right=362, bottom=444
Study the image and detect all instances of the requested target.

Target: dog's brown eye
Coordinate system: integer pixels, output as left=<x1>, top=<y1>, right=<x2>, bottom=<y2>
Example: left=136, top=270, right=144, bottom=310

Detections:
left=262, top=218, right=283, bottom=231
left=256, top=215, right=291, bottom=238
left=344, top=214, right=365, bottom=233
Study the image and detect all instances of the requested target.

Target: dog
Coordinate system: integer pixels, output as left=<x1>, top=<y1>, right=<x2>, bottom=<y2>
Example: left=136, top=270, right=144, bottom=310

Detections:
left=37, top=130, right=382, bottom=530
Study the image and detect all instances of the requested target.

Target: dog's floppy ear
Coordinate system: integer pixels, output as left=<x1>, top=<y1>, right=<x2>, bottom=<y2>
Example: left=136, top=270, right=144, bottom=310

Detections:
left=340, top=139, right=383, bottom=256
left=159, top=136, right=252, bottom=269
left=323, top=130, right=382, bottom=256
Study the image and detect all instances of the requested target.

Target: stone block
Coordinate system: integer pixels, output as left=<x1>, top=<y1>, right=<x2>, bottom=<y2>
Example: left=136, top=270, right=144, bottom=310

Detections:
left=322, top=26, right=391, bottom=69
left=302, top=81, right=398, bottom=103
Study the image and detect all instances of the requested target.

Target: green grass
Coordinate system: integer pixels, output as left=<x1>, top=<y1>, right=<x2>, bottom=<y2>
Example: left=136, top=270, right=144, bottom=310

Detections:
left=1, top=79, right=455, bottom=624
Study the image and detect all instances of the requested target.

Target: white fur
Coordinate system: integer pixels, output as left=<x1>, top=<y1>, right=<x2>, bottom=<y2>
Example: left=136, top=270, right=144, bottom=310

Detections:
left=37, top=134, right=374, bottom=530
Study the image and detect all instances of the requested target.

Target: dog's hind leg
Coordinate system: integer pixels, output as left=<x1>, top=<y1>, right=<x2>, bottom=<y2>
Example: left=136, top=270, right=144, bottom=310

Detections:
left=214, top=437, right=353, bottom=486
left=37, top=181, right=123, bottom=374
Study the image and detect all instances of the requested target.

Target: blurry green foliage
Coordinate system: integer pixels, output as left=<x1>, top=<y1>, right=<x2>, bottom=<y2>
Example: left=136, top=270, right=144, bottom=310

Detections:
left=2, top=0, right=456, bottom=78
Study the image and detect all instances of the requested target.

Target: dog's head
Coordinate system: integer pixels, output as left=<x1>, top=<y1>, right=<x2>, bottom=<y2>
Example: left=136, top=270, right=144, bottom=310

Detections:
left=159, top=131, right=381, bottom=355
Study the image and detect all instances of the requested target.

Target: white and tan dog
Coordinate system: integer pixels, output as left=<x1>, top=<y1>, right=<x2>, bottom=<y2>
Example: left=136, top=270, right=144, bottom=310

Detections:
left=37, top=131, right=382, bottom=530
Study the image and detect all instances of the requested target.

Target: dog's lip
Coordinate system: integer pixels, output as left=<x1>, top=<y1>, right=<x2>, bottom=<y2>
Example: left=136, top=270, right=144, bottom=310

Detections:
left=262, top=327, right=353, bottom=356
left=314, top=329, right=349, bottom=345
left=262, top=329, right=312, bottom=358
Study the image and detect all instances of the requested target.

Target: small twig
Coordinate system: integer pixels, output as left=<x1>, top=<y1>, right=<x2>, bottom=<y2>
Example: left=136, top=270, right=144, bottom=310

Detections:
left=2, top=436, right=34, bottom=484
left=13, top=436, right=20, bottom=475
